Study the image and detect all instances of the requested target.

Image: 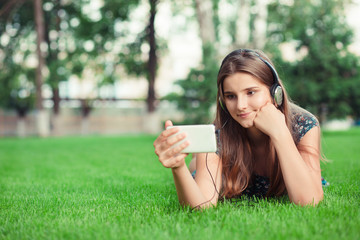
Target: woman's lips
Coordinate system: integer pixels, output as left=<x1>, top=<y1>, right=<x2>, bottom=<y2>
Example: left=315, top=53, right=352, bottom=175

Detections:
left=237, top=112, right=251, bottom=118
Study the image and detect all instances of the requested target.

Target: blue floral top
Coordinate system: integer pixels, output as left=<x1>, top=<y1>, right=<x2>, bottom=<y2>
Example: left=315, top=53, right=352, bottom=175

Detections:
left=291, top=105, right=319, bottom=143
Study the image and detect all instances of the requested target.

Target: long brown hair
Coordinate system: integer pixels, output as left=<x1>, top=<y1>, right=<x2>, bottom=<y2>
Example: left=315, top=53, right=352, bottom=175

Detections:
left=215, top=49, right=294, bottom=198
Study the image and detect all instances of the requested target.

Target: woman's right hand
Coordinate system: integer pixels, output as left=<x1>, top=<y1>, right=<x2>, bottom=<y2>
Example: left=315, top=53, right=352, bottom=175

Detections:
left=153, top=120, right=189, bottom=169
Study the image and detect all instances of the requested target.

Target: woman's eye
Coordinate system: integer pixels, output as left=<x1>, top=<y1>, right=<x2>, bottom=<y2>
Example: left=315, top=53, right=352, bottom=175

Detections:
left=248, top=91, right=255, bottom=95
left=225, top=95, right=235, bottom=100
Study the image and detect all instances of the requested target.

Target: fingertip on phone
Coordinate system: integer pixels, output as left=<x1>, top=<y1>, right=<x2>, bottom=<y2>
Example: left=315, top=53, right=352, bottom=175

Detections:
left=183, top=140, right=190, bottom=147
left=166, top=125, right=179, bottom=132
left=179, top=132, right=187, bottom=138
left=165, top=120, right=173, bottom=127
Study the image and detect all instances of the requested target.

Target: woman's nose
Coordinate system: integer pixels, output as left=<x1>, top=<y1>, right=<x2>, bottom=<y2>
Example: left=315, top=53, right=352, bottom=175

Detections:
left=237, top=96, right=247, bottom=110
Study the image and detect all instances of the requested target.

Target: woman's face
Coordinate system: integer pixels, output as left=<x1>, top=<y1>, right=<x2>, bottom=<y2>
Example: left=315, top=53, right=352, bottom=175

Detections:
left=222, top=72, right=272, bottom=129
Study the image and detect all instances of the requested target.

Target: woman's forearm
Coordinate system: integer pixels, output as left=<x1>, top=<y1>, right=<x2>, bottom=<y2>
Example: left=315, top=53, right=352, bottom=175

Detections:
left=271, top=128, right=323, bottom=206
left=171, top=164, right=217, bottom=208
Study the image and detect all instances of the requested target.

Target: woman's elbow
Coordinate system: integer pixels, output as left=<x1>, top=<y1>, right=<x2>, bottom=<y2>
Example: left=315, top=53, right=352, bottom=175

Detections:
left=186, top=198, right=218, bottom=210
left=292, top=189, right=324, bottom=206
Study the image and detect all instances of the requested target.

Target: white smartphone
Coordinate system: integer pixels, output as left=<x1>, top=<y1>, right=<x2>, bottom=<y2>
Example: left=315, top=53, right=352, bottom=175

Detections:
left=166, top=124, right=217, bottom=153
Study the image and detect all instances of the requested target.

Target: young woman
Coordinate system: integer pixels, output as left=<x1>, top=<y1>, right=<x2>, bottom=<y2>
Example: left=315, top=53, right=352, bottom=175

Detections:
left=153, top=49, right=324, bottom=209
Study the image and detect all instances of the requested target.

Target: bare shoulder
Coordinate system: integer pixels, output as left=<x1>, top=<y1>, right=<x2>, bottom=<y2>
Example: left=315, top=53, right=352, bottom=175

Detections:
left=196, top=152, right=221, bottom=166
left=195, top=152, right=222, bottom=178
left=298, top=125, right=320, bottom=148
left=297, top=125, right=321, bottom=171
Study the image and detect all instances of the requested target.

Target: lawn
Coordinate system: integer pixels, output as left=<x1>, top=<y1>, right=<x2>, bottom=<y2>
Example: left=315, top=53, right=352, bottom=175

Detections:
left=0, top=128, right=359, bottom=240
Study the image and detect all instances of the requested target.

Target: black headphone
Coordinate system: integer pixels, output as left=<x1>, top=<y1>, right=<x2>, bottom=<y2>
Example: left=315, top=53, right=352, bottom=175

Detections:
left=218, top=49, right=283, bottom=111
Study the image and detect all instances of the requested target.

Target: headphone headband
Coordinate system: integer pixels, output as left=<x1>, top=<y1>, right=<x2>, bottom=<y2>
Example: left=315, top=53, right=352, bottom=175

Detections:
left=219, top=49, right=279, bottom=85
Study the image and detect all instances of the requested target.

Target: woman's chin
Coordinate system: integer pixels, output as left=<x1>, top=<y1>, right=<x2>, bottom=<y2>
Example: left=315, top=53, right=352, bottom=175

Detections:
left=242, top=123, right=254, bottom=129
left=235, top=119, right=254, bottom=129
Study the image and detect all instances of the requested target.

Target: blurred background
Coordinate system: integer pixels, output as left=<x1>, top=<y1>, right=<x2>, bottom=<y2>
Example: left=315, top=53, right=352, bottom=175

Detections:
left=0, top=0, right=359, bottom=137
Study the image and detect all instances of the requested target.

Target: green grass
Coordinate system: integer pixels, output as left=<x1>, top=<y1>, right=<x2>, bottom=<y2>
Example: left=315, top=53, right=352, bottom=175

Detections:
left=1, top=128, right=360, bottom=240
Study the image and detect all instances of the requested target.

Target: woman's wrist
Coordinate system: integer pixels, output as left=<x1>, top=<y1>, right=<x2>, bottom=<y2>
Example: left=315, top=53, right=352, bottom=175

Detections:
left=270, top=125, right=292, bottom=144
left=171, top=162, right=188, bottom=174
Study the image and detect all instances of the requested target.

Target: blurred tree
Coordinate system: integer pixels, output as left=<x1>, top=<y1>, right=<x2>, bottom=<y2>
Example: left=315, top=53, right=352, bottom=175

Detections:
left=34, top=0, right=45, bottom=112
left=64, top=0, right=141, bottom=127
left=0, top=0, right=36, bottom=120
left=165, top=44, right=218, bottom=124
left=267, top=0, right=360, bottom=122
left=147, top=0, right=158, bottom=113
left=235, top=0, right=251, bottom=48
left=56, top=0, right=160, bottom=115
left=0, top=1, right=74, bottom=111
left=195, top=0, right=215, bottom=44
left=0, top=1, right=42, bottom=136
left=0, top=0, right=143, bottom=135
left=43, top=0, right=66, bottom=116
left=34, top=0, right=50, bottom=137
left=226, top=0, right=269, bottom=49
left=252, top=0, right=269, bottom=49
left=117, top=0, right=160, bottom=113
left=165, top=0, right=219, bottom=124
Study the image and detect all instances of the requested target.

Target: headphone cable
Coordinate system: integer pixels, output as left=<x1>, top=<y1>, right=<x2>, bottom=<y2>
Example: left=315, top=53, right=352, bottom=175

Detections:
left=191, top=153, right=221, bottom=210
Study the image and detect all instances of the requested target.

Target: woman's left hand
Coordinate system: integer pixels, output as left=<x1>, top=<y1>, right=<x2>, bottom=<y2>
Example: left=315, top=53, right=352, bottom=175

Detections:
left=253, top=103, right=287, bottom=137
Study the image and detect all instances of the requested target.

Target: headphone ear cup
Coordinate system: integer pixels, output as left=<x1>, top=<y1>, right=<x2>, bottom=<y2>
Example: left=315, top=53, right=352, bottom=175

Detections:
left=270, top=84, right=283, bottom=107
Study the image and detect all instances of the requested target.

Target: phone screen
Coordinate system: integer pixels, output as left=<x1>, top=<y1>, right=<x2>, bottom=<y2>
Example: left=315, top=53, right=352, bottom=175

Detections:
left=167, top=125, right=217, bottom=153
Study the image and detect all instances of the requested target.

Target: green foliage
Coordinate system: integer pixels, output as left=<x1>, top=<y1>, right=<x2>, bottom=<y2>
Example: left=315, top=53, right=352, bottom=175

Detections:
left=0, top=46, right=35, bottom=115
left=73, top=0, right=141, bottom=53
left=0, top=129, right=360, bottom=239
left=211, top=0, right=221, bottom=42
left=119, top=29, right=148, bottom=79
left=0, top=0, right=141, bottom=115
left=0, top=1, right=36, bottom=114
left=267, top=0, right=360, bottom=120
left=165, top=44, right=219, bottom=124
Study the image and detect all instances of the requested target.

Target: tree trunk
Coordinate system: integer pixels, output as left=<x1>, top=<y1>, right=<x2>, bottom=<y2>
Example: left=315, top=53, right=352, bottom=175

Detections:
left=44, top=0, right=61, bottom=135
left=235, top=0, right=251, bottom=48
left=17, top=116, right=26, bottom=138
left=34, top=0, right=45, bottom=111
left=51, top=87, right=60, bottom=135
left=45, top=0, right=61, bottom=116
left=52, top=88, right=60, bottom=114
left=80, top=99, right=92, bottom=135
left=81, top=116, right=90, bottom=135
left=252, top=0, right=268, bottom=49
left=34, top=0, right=49, bottom=137
left=194, top=0, right=216, bottom=45
left=147, top=0, right=158, bottom=113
